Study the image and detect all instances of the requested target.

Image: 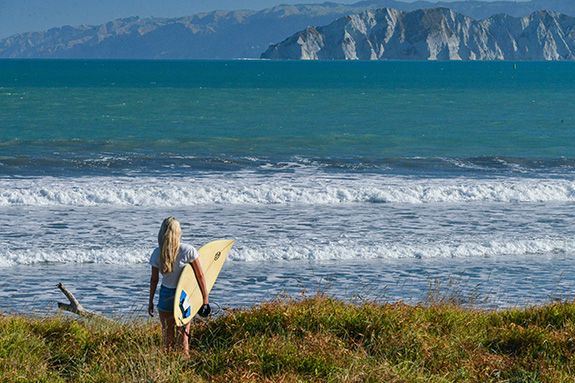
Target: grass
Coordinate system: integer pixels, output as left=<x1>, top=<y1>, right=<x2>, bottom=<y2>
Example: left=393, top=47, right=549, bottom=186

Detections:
left=2, top=295, right=575, bottom=382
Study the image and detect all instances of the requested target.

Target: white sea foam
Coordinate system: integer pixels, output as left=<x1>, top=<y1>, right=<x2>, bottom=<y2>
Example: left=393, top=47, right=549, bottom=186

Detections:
left=0, top=175, right=574, bottom=207
left=0, top=247, right=149, bottom=267
left=0, top=238, right=572, bottom=266
left=231, top=238, right=575, bottom=262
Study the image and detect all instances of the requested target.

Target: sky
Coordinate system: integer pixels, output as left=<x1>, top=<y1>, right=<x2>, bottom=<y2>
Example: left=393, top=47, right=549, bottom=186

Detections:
left=0, top=0, right=528, bottom=39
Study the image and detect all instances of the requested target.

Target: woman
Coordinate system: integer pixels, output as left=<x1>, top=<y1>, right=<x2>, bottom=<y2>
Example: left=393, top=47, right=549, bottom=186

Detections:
left=148, top=216, right=210, bottom=355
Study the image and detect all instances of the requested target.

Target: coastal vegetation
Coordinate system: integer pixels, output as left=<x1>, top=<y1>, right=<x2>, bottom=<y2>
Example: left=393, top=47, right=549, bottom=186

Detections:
left=2, top=295, right=575, bottom=382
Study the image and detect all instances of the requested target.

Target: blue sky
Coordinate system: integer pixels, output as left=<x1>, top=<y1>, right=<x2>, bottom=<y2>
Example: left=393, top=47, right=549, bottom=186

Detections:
left=0, top=0, right=526, bottom=39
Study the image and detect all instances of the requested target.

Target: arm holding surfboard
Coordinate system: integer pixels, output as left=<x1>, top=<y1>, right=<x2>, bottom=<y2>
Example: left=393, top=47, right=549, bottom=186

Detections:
left=190, top=258, right=211, bottom=317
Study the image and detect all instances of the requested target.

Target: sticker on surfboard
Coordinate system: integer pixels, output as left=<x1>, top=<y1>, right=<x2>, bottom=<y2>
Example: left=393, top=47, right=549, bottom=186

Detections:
left=179, top=290, right=191, bottom=319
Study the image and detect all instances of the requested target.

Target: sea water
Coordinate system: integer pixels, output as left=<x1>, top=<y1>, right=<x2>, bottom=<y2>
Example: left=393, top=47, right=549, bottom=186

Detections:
left=1, top=60, right=574, bottom=316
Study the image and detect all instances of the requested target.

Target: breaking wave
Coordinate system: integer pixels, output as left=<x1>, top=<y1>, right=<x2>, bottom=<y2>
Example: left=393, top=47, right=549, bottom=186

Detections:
left=232, top=238, right=574, bottom=262
left=1, top=175, right=574, bottom=207
left=1, top=238, right=572, bottom=266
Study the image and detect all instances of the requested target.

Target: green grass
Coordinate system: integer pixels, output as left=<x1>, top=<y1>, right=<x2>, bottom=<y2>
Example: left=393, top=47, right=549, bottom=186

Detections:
left=3, top=296, right=575, bottom=382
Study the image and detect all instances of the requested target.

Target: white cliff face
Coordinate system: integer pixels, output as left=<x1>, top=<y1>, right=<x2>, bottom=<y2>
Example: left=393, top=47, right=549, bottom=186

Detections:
left=261, top=8, right=575, bottom=60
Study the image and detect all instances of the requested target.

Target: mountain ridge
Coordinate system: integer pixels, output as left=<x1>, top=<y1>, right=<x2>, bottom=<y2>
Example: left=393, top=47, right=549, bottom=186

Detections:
left=2, top=0, right=575, bottom=59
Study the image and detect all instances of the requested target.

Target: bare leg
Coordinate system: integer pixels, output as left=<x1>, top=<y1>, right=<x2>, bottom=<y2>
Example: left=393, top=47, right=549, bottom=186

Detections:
left=177, top=322, right=191, bottom=357
left=159, top=311, right=176, bottom=351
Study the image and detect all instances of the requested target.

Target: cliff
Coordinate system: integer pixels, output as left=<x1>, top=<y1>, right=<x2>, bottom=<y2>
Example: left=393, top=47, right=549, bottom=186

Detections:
left=261, top=8, right=575, bottom=60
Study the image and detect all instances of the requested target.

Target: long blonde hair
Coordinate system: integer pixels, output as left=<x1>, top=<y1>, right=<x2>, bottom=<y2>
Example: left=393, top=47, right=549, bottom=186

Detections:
left=158, top=217, right=181, bottom=274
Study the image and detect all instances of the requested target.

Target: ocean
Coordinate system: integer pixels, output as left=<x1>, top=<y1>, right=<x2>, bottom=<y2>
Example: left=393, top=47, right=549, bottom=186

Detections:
left=1, top=60, right=574, bottom=317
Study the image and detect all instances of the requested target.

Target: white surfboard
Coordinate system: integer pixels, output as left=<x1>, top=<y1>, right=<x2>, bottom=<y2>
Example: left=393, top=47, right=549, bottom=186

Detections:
left=173, top=239, right=234, bottom=326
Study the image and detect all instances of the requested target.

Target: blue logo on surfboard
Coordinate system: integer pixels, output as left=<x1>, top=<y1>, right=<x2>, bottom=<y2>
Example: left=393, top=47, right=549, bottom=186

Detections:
left=179, top=290, right=191, bottom=319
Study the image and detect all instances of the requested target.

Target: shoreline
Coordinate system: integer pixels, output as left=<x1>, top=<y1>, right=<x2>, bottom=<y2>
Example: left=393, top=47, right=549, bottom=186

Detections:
left=2, top=254, right=575, bottom=318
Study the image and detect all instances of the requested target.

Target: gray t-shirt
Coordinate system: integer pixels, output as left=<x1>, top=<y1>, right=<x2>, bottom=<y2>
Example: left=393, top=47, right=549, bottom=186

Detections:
left=149, top=243, right=199, bottom=288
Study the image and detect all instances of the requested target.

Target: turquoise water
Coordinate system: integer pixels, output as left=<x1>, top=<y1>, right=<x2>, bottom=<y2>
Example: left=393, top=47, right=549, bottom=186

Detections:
left=1, top=60, right=575, bottom=314
left=1, top=60, right=574, bottom=165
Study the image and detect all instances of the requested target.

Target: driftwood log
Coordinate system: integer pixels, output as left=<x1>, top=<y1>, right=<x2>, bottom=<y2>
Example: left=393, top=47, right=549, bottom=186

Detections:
left=56, top=283, right=111, bottom=321
left=56, top=283, right=223, bottom=321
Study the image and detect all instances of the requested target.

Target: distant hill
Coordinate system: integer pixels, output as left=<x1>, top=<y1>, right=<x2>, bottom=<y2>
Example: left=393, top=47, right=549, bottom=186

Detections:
left=262, top=8, right=575, bottom=60
left=2, top=0, right=575, bottom=59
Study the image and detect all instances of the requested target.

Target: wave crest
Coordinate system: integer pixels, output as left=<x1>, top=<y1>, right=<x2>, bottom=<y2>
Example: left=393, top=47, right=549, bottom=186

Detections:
left=1, top=175, right=574, bottom=207
left=1, top=238, right=572, bottom=266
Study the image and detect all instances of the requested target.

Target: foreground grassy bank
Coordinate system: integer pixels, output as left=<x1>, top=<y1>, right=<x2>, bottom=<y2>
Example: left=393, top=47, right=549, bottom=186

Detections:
left=2, top=296, right=575, bottom=382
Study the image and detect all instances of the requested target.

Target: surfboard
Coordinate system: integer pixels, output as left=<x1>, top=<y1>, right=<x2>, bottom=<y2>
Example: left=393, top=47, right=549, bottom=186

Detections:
left=173, top=239, right=234, bottom=326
